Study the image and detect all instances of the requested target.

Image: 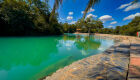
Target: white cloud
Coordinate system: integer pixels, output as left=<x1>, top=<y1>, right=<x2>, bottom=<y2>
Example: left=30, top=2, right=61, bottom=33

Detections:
left=88, top=8, right=95, bottom=13
left=60, top=18, right=64, bottom=20
left=123, top=13, right=140, bottom=20
left=110, top=21, right=117, bottom=24
left=99, top=15, right=114, bottom=22
left=118, top=2, right=132, bottom=9
left=69, top=21, right=76, bottom=24
left=81, top=11, right=84, bottom=14
left=81, top=8, right=95, bottom=14
left=108, top=26, right=113, bottom=28
left=86, top=14, right=97, bottom=18
left=117, top=2, right=140, bottom=11
left=124, top=2, right=140, bottom=11
left=67, top=16, right=73, bottom=20
left=69, top=12, right=74, bottom=15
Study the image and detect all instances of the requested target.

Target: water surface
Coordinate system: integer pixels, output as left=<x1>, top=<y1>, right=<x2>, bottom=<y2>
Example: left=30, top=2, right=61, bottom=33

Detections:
left=0, top=34, right=114, bottom=80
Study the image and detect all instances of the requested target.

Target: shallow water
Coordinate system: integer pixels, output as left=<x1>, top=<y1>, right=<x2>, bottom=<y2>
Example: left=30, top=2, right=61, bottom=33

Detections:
left=0, top=34, right=114, bottom=80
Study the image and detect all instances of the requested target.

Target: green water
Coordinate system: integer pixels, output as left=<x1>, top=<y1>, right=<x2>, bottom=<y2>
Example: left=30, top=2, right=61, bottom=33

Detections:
left=0, top=34, right=114, bottom=80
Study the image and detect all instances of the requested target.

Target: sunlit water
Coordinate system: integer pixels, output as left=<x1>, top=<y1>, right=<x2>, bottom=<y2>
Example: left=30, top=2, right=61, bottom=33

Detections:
left=0, top=34, right=114, bottom=80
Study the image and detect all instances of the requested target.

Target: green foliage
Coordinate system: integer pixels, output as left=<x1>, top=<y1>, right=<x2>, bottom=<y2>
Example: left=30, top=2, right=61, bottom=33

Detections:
left=68, top=16, right=140, bottom=36
left=62, top=23, right=76, bottom=33
left=75, top=17, right=103, bottom=33
left=0, top=0, right=139, bottom=36
left=0, top=0, right=63, bottom=36
left=99, top=16, right=140, bottom=36
left=62, top=17, right=103, bottom=33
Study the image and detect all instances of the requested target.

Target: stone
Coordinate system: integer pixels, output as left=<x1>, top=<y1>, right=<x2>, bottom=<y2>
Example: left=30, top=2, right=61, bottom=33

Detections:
left=44, top=34, right=140, bottom=80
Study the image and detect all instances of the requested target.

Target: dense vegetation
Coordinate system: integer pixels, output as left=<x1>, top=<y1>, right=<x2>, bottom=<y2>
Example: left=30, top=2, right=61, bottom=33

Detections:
left=0, top=0, right=63, bottom=36
left=62, top=17, right=103, bottom=33
left=0, top=0, right=139, bottom=36
left=52, top=0, right=139, bottom=36
left=99, top=16, right=140, bottom=36
left=63, top=16, right=140, bottom=36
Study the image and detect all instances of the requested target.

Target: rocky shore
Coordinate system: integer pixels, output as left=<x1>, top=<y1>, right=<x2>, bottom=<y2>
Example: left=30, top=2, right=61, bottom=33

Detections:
left=44, top=34, right=140, bottom=80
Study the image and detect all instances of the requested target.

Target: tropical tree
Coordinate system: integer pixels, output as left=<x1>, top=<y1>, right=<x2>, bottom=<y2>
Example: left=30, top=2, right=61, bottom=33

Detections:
left=50, top=0, right=139, bottom=19
left=75, top=17, right=103, bottom=33
left=98, top=16, right=140, bottom=36
left=50, top=0, right=100, bottom=19
left=50, top=0, right=63, bottom=21
left=0, top=0, right=64, bottom=36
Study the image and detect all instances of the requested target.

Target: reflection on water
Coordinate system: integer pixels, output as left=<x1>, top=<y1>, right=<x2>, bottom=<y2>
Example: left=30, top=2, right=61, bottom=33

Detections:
left=63, top=34, right=101, bottom=55
left=0, top=34, right=114, bottom=80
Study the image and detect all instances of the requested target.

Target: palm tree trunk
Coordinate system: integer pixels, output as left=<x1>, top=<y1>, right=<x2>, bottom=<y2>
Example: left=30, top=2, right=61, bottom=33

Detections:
left=88, top=27, right=91, bottom=35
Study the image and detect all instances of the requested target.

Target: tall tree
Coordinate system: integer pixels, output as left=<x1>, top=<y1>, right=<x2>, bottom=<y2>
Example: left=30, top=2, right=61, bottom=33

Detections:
left=0, top=0, right=63, bottom=36
left=50, top=0, right=63, bottom=21
left=83, top=0, right=100, bottom=18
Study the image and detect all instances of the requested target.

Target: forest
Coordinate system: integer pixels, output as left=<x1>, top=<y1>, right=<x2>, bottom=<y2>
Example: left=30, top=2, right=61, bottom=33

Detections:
left=0, top=0, right=139, bottom=36
left=0, top=0, right=63, bottom=36
left=63, top=16, right=140, bottom=36
left=96, top=16, right=140, bottom=36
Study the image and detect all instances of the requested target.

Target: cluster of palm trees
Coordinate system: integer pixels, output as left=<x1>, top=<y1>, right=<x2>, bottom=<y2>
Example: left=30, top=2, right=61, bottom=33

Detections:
left=50, top=0, right=139, bottom=19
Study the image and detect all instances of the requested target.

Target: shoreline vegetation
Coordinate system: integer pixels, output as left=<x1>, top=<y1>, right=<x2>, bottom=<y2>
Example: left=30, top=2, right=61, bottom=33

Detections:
left=0, top=1, right=140, bottom=37
left=44, top=33, right=140, bottom=80
left=0, top=0, right=63, bottom=36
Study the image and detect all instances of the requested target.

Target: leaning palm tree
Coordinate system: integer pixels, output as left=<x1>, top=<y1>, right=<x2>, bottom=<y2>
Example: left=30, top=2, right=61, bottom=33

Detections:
left=50, top=0, right=139, bottom=20
left=133, top=0, right=140, bottom=3
left=49, top=0, right=63, bottom=21
left=50, top=0, right=100, bottom=21
left=83, top=0, right=100, bottom=18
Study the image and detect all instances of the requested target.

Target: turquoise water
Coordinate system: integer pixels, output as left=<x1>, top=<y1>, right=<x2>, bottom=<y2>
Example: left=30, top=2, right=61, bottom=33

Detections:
left=0, top=34, right=114, bottom=80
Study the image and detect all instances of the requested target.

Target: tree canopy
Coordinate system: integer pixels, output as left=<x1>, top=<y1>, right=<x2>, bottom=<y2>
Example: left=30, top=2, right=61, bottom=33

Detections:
left=0, top=0, right=139, bottom=36
left=0, top=0, right=63, bottom=36
left=99, top=16, right=140, bottom=36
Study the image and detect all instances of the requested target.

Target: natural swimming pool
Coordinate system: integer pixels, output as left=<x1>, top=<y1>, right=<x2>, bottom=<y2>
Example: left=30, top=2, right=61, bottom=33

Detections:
left=0, top=34, right=114, bottom=80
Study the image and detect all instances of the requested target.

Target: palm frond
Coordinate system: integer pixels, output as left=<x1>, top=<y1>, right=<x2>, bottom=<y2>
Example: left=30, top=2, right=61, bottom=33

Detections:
left=83, top=0, right=100, bottom=19
left=50, top=0, right=139, bottom=20
left=132, top=0, right=140, bottom=3
left=50, top=0, right=63, bottom=21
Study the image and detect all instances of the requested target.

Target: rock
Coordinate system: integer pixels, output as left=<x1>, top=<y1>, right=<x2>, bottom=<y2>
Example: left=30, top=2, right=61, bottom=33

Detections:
left=44, top=34, right=140, bottom=80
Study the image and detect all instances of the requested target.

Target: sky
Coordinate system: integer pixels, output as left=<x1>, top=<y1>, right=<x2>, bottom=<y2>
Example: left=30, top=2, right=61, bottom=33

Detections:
left=49, top=0, right=140, bottom=28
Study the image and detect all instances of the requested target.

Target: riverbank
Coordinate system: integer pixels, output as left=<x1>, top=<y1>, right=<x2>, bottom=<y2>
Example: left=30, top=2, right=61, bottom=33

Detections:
left=44, top=33, right=140, bottom=80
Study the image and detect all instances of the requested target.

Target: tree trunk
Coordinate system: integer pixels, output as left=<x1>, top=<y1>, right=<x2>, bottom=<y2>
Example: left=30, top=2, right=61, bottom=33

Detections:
left=88, top=27, right=91, bottom=35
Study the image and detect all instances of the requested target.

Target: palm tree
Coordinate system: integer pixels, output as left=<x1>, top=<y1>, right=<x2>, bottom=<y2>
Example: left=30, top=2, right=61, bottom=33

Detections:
left=50, top=0, right=63, bottom=21
left=83, top=0, right=100, bottom=18
left=49, top=0, right=100, bottom=20
left=50, top=0, right=139, bottom=20
left=133, top=0, right=140, bottom=3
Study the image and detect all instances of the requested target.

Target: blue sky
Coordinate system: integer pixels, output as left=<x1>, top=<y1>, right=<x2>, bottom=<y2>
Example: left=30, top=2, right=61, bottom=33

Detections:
left=49, top=0, right=140, bottom=28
